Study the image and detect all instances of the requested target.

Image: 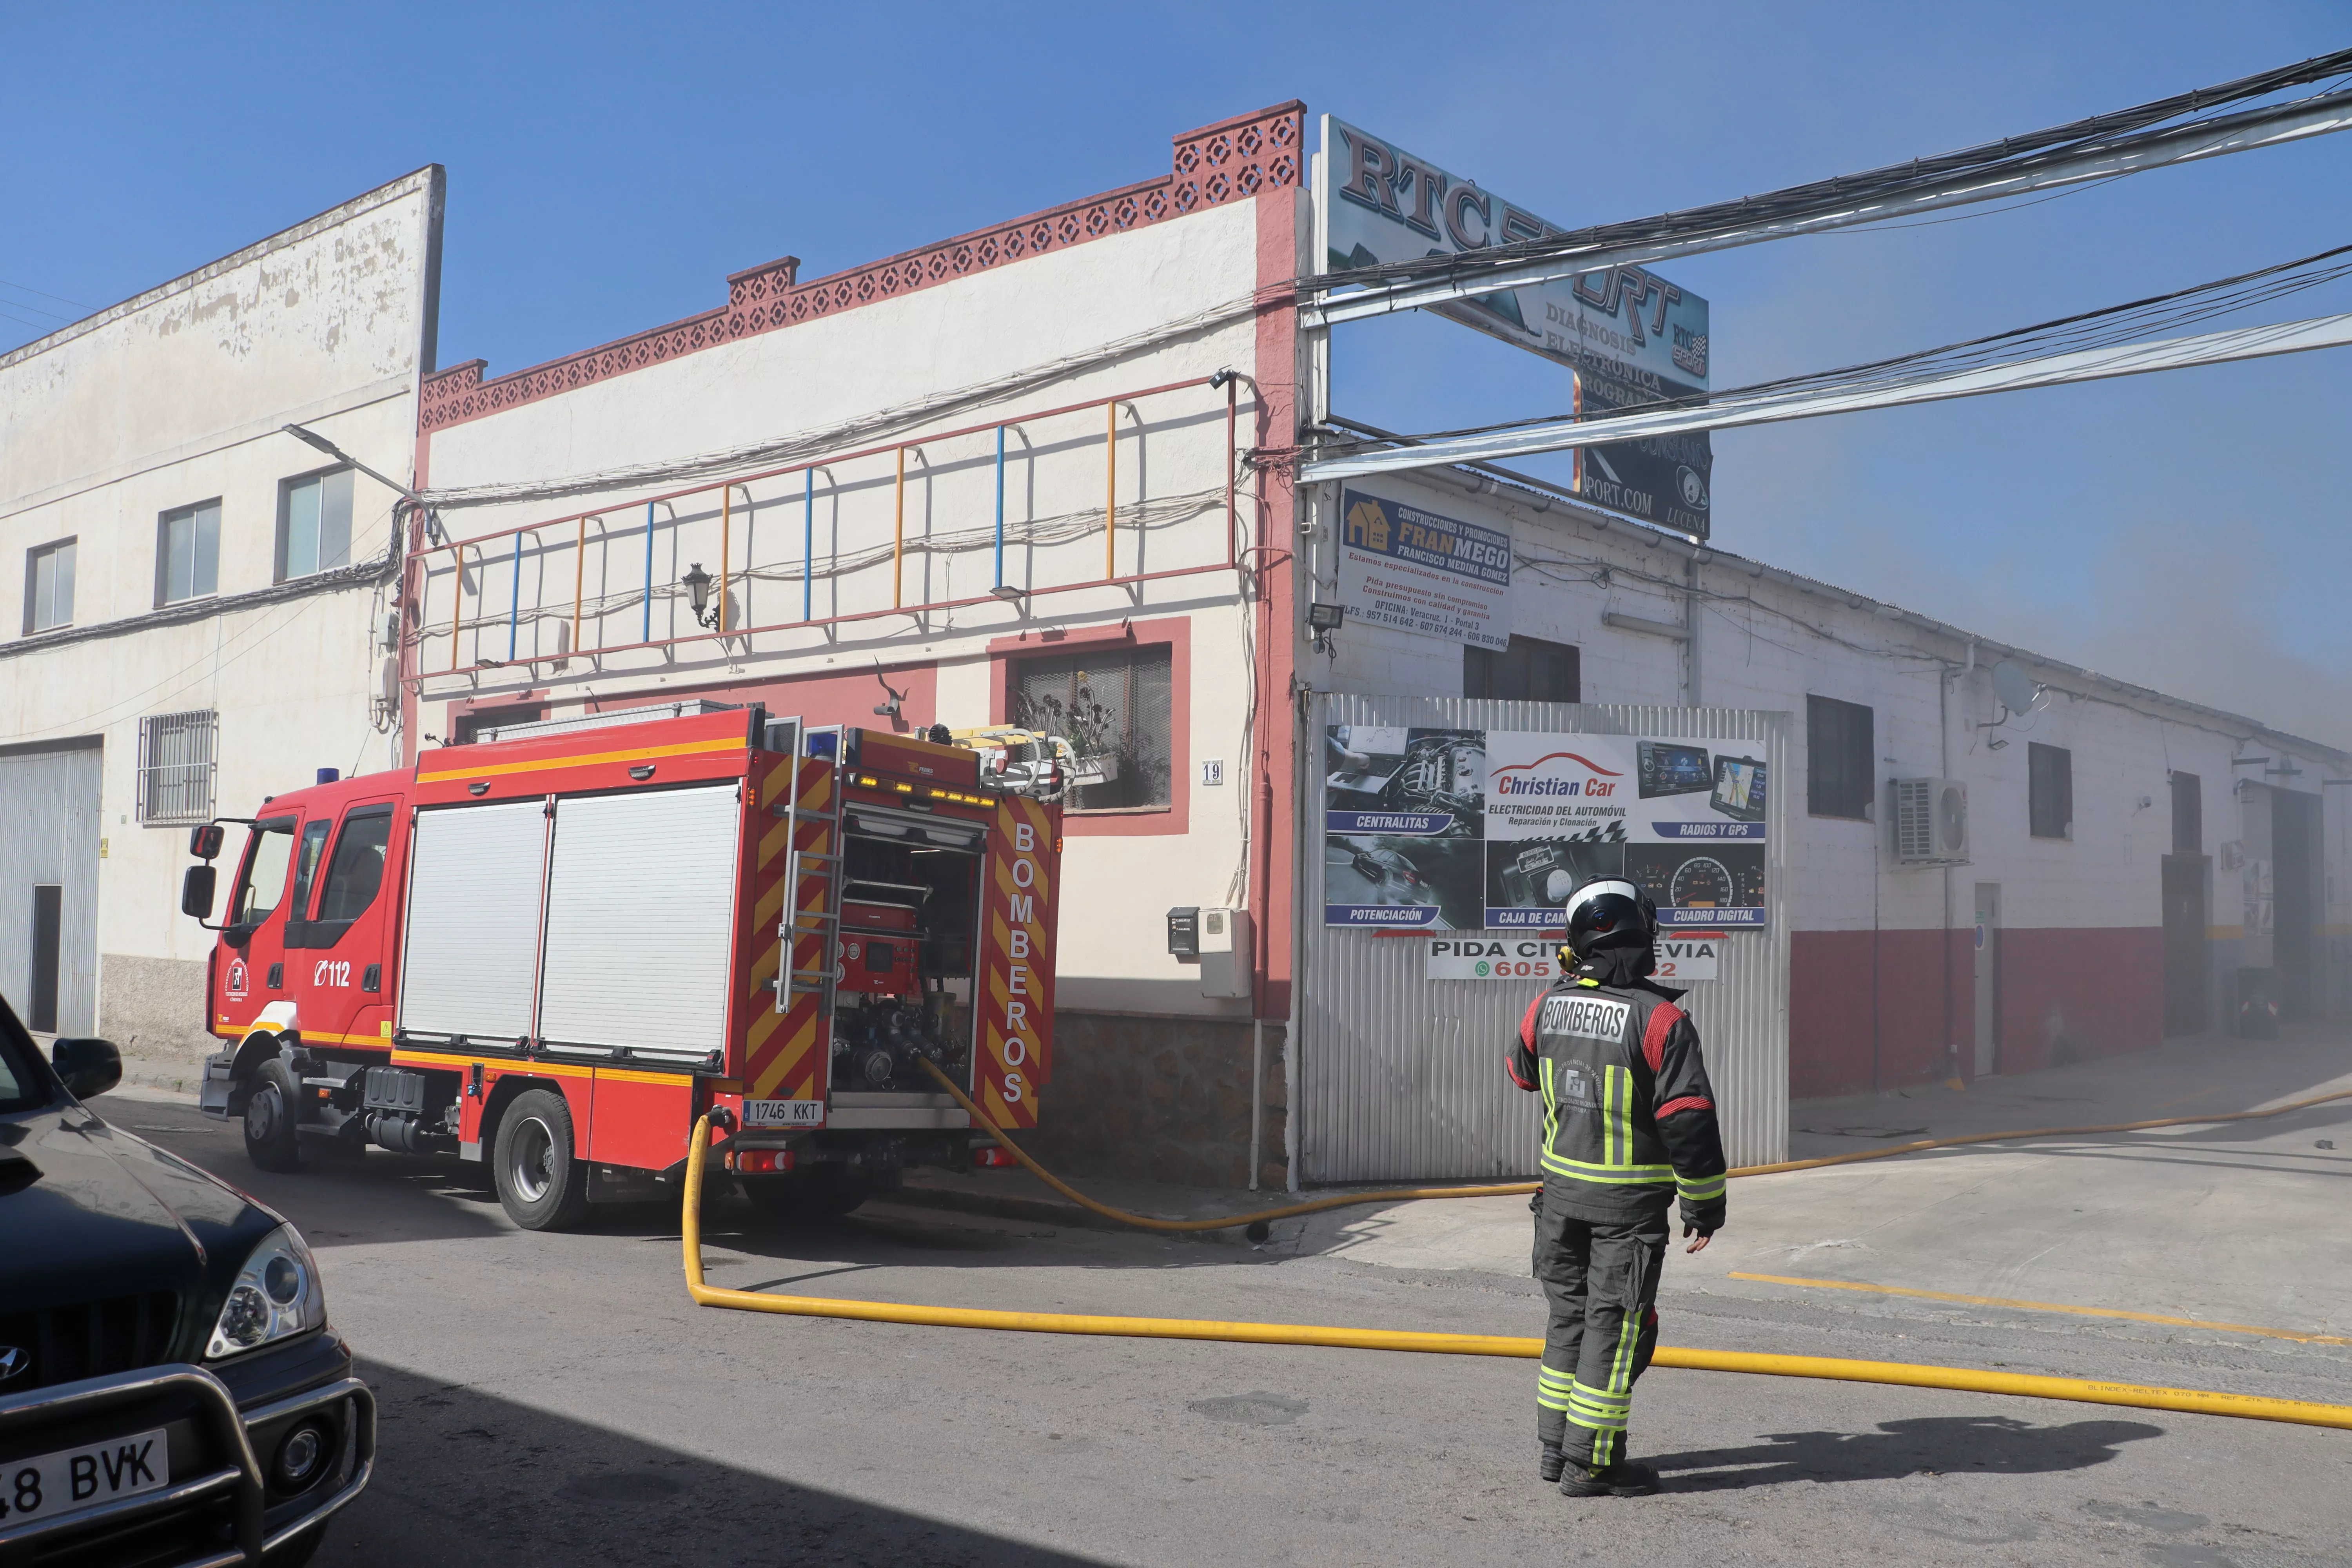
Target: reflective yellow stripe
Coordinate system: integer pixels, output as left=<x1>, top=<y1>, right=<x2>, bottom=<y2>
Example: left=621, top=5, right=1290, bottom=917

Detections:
left=416, top=735, right=744, bottom=784
left=1540, top=1056, right=1559, bottom=1152
left=597, top=1066, right=694, bottom=1085
left=1607, top=1064, right=1638, bottom=1167
left=1538, top=1152, right=1675, bottom=1183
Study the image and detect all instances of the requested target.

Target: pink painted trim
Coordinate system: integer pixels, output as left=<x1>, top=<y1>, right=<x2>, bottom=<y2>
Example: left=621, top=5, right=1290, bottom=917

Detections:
left=1251, top=183, right=1303, bottom=1019
left=989, top=614, right=1191, bottom=838
left=419, top=104, right=1307, bottom=433
left=986, top=623, right=1137, bottom=655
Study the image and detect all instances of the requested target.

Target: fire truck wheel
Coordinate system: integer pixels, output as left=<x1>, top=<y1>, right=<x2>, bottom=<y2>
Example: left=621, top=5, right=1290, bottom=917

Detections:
left=242, top=1058, right=303, bottom=1173
left=493, top=1089, right=592, bottom=1230
left=742, top=1166, right=868, bottom=1223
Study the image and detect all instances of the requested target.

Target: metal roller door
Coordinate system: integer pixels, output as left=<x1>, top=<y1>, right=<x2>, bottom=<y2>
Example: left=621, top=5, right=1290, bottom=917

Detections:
left=536, top=784, right=742, bottom=1062
left=396, top=799, right=548, bottom=1042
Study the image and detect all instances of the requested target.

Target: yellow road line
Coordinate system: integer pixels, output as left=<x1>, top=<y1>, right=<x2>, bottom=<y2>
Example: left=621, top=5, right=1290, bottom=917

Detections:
left=1728, top=1272, right=2352, bottom=1346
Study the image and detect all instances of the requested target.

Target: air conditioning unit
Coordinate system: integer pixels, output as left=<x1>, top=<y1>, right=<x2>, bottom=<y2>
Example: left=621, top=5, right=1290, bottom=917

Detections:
left=1893, top=778, right=1969, bottom=864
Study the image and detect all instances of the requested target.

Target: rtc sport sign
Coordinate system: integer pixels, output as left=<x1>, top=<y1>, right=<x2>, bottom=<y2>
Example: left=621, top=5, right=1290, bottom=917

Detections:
left=1318, top=114, right=1713, bottom=537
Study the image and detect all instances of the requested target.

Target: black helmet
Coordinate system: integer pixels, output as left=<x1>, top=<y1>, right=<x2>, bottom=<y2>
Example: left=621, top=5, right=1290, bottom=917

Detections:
left=1561, top=878, right=1658, bottom=962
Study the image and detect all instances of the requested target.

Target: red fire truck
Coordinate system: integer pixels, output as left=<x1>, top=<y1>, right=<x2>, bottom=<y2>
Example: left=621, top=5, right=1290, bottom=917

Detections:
left=184, top=706, right=1062, bottom=1229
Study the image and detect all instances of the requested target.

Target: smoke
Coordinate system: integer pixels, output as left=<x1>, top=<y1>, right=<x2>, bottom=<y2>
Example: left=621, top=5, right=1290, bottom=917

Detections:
left=1966, top=517, right=2352, bottom=748
left=1715, top=336, right=2352, bottom=754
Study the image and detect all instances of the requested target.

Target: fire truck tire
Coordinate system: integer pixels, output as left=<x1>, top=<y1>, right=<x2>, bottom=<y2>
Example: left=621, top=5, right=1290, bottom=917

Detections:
left=243, top=1058, right=303, bottom=1173
left=743, top=1167, right=868, bottom=1223
left=494, top=1089, right=592, bottom=1230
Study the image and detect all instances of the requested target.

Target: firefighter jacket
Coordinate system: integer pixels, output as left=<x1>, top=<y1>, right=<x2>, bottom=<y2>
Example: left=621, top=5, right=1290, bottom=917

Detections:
left=1506, top=955, right=1729, bottom=1230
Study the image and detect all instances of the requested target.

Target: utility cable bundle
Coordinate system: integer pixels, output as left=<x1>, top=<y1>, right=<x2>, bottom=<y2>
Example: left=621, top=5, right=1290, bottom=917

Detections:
left=1319, top=240, right=2352, bottom=457
left=1303, top=48, right=2352, bottom=301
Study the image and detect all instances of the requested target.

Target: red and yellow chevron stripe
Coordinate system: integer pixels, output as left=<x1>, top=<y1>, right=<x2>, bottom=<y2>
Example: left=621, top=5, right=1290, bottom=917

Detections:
left=744, top=755, right=835, bottom=1106
left=973, top=793, right=1061, bottom=1128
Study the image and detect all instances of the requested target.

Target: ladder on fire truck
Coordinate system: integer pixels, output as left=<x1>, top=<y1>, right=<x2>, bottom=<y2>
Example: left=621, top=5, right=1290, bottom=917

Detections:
left=778, top=724, right=847, bottom=1023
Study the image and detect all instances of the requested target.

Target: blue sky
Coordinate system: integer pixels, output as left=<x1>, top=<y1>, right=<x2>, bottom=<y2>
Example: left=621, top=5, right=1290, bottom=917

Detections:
left=7, top=4, right=2348, bottom=740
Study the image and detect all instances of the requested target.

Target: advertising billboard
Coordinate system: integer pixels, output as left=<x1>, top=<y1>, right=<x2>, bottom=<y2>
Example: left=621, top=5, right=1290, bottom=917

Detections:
left=1335, top=489, right=1511, bottom=651
left=1319, top=114, right=1712, bottom=538
left=1325, top=724, right=1768, bottom=930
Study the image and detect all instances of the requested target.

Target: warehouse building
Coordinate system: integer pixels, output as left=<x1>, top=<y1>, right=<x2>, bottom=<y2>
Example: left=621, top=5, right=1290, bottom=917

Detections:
left=8, top=112, right=2341, bottom=1182
left=398, top=105, right=2346, bottom=1183
left=0, top=169, right=443, bottom=1082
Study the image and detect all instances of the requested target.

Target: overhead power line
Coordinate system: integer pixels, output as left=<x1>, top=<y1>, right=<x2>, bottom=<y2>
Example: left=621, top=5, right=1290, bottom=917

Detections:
left=1298, top=311, right=2352, bottom=483
left=1388, top=240, right=2352, bottom=443
left=1303, top=49, right=2352, bottom=327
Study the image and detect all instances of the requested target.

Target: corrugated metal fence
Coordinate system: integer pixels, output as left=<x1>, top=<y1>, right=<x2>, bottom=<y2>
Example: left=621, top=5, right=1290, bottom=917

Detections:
left=1298, top=695, right=1790, bottom=1181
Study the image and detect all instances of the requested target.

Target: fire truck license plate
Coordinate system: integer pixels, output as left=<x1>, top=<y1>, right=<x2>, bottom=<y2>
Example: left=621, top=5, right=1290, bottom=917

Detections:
left=0, top=1428, right=169, bottom=1528
left=744, top=1100, right=824, bottom=1128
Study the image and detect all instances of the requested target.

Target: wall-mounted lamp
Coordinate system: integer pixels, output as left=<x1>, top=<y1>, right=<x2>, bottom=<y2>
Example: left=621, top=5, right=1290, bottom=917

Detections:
left=1307, top=601, right=1345, bottom=655
left=1209, top=368, right=1237, bottom=391
left=989, top=584, right=1025, bottom=602
left=681, top=563, right=722, bottom=630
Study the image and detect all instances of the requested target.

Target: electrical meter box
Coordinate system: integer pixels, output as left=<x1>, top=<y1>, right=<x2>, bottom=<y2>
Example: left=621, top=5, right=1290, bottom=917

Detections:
left=1195, top=906, right=1252, bottom=1000
left=1166, top=907, right=1201, bottom=960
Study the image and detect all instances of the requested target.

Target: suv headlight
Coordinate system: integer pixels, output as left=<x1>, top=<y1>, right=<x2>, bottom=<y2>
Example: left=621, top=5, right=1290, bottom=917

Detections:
left=207, top=1223, right=326, bottom=1358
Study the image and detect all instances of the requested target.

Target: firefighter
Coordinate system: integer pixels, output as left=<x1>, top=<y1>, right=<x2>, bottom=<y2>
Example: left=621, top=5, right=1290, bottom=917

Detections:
left=1506, top=877, right=1728, bottom=1497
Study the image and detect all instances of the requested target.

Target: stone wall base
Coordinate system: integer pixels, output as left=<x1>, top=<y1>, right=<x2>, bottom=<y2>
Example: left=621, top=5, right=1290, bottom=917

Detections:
left=98, top=953, right=217, bottom=1094
left=1020, top=1011, right=1288, bottom=1189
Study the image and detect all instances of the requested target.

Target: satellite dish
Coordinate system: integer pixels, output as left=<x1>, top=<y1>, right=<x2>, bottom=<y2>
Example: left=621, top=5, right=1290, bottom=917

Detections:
left=1991, top=661, right=2040, bottom=717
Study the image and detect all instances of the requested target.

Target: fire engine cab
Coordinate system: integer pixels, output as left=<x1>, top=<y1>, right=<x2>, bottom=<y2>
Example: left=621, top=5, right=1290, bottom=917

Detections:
left=183, top=705, right=1062, bottom=1229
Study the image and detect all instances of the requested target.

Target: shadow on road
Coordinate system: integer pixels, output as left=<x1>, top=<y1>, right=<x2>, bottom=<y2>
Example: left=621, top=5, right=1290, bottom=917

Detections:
left=345, top=1358, right=1111, bottom=1566
left=1650, top=1413, right=2163, bottom=1491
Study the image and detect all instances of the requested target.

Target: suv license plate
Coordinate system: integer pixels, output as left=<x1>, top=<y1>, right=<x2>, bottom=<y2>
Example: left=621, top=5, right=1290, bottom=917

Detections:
left=0, top=1428, right=170, bottom=1528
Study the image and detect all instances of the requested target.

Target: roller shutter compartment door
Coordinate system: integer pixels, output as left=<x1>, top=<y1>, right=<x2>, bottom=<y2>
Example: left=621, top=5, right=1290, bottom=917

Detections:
left=537, top=784, right=742, bottom=1062
left=396, top=799, right=549, bottom=1042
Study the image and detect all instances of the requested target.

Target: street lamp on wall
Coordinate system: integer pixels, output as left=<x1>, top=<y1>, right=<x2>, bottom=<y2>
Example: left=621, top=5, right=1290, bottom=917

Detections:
left=682, top=563, right=722, bottom=630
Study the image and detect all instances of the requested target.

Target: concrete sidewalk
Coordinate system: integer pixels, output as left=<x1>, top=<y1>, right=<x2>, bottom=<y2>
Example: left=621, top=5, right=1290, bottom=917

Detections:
left=904, top=1025, right=2352, bottom=1256
left=1276, top=1024, right=2352, bottom=1352
left=1783, top=1025, right=2352, bottom=1161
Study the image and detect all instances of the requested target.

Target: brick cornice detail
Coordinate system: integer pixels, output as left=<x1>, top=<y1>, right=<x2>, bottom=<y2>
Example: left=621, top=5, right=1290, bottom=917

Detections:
left=421, top=102, right=1306, bottom=433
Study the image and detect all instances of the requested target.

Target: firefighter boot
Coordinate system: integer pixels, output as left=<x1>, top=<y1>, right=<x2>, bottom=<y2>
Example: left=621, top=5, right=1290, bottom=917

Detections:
left=1539, top=1441, right=1566, bottom=1483
left=1559, top=1460, right=1661, bottom=1498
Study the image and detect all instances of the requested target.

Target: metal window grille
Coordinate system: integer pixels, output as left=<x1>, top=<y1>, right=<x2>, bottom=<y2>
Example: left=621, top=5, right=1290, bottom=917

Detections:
left=1012, top=645, right=1173, bottom=811
left=138, top=710, right=218, bottom=826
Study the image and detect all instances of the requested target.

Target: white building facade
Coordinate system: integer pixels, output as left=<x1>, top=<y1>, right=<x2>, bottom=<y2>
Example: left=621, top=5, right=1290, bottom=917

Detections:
left=396, top=106, right=2347, bottom=1183
left=0, top=169, right=443, bottom=1083
left=15, top=108, right=2333, bottom=1177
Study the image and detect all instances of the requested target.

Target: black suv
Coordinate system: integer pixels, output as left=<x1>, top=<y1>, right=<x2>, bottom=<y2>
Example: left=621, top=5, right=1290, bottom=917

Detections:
left=0, top=992, right=372, bottom=1565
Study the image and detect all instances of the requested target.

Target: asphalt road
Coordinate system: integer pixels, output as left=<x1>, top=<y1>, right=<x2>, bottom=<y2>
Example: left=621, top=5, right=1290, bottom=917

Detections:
left=114, top=1091, right=2352, bottom=1567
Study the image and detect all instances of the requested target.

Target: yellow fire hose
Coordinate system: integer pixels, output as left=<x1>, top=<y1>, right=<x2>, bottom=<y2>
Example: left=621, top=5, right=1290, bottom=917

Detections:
left=682, top=1116, right=2352, bottom=1430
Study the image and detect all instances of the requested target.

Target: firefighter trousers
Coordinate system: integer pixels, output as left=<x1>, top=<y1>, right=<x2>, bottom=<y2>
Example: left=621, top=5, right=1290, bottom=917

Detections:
left=1531, top=1192, right=1667, bottom=1467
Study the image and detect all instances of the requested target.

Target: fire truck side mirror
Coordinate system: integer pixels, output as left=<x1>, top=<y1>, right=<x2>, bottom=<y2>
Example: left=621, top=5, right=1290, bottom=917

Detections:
left=189, top=823, right=224, bottom=860
left=181, top=864, right=218, bottom=919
